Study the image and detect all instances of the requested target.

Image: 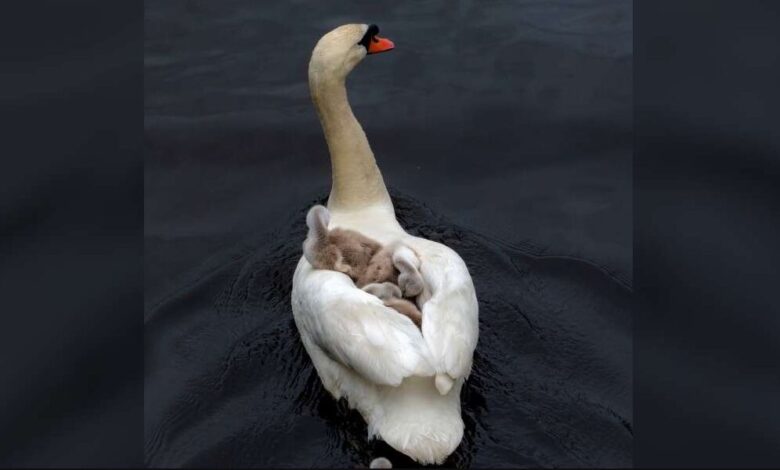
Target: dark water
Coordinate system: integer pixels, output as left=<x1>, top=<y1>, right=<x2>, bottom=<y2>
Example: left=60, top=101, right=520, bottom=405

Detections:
left=145, top=0, right=632, bottom=467
left=145, top=193, right=632, bottom=468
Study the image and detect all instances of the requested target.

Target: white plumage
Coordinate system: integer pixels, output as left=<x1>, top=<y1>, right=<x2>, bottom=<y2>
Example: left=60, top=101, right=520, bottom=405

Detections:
left=291, top=24, right=478, bottom=465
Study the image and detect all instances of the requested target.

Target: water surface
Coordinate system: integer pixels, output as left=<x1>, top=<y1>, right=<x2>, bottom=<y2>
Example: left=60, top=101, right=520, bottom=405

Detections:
left=145, top=1, right=632, bottom=467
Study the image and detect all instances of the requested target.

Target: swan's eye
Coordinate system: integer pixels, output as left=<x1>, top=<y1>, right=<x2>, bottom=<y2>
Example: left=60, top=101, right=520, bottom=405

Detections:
left=358, top=24, right=380, bottom=50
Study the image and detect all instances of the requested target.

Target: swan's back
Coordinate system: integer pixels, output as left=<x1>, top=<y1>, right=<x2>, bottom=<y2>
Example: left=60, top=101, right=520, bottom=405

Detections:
left=292, top=259, right=466, bottom=464
left=291, top=204, right=472, bottom=464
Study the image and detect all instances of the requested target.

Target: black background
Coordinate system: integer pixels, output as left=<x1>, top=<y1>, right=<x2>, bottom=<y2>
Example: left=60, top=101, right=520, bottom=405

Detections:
left=0, top=1, right=142, bottom=467
left=1, top=0, right=779, bottom=467
left=634, top=1, right=780, bottom=466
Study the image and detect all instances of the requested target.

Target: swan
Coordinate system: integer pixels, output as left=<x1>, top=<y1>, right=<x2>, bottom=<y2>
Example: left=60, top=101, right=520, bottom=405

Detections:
left=291, top=23, right=479, bottom=465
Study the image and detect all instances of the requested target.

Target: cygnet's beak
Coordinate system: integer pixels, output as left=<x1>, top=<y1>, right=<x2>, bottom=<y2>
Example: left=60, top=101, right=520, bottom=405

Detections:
left=367, top=35, right=395, bottom=55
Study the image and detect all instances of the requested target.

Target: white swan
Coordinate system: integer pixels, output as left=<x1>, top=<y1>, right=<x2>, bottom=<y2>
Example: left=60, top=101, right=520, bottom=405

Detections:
left=291, top=24, right=479, bottom=465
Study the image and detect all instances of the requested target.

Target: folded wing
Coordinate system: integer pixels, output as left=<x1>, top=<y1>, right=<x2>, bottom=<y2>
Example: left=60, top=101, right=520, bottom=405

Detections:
left=293, top=259, right=436, bottom=386
left=416, top=241, right=479, bottom=382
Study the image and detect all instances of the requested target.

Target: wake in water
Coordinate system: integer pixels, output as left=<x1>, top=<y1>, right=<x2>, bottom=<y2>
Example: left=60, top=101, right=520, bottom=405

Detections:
left=144, top=190, right=632, bottom=468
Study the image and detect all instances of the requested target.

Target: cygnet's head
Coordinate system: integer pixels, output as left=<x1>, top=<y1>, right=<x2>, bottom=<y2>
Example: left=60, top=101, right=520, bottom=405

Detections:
left=309, top=23, right=394, bottom=83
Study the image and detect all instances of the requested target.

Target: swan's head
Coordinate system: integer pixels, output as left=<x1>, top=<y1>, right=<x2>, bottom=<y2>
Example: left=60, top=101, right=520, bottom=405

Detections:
left=309, top=24, right=394, bottom=83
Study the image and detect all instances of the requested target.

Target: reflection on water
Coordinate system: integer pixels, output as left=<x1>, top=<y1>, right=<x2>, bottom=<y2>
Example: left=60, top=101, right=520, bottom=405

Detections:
left=145, top=192, right=632, bottom=468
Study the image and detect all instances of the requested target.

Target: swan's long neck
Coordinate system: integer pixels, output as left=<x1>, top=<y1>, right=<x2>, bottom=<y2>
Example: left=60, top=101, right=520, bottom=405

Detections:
left=310, top=72, right=392, bottom=212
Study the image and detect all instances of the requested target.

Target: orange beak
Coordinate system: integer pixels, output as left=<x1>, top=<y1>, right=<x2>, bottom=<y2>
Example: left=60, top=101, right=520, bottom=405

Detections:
left=367, top=35, right=395, bottom=55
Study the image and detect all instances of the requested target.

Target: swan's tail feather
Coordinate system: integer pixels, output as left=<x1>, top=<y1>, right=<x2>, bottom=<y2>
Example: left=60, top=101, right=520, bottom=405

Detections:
left=373, top=376, right=463, bottom=465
